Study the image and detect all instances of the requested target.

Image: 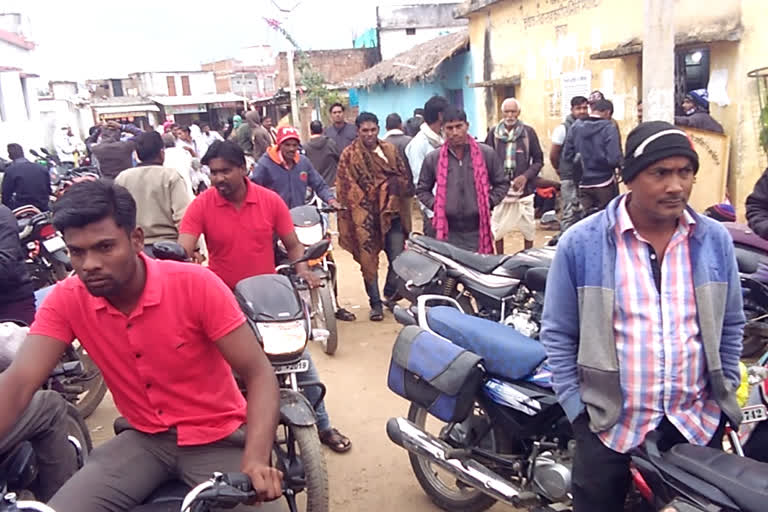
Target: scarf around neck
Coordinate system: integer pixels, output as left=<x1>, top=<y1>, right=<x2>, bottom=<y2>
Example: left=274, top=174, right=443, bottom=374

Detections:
left=494, top=121, right=525, bottom=176
left=420, top=122, right=444, bottom=148
left=432, top=138, right=493, bottom=254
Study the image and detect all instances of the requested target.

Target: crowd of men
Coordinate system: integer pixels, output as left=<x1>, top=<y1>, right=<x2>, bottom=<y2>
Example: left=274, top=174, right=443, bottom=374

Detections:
left=0, top=82, right=763, bottom=512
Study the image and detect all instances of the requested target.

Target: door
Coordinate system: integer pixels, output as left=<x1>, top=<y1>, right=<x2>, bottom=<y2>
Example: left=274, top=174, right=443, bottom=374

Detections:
left=167, top=76, right=177, bottom=96
left=181, top=75, right=191, bottom=96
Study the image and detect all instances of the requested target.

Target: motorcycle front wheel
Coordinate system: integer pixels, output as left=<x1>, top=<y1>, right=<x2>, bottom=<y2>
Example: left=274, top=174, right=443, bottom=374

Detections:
left=64, top=402, right=92, bottom=467
left=275, top=423, right=329, bottom=512
left=59, top=344, right=108, bottom=418
left=406, top=403, right=499, bottom=512
left=310, top=284, right=338, bottom=356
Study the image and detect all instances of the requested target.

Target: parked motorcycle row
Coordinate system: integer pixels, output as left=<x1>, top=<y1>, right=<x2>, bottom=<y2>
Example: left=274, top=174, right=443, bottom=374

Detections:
left=384, top=219, right=768, bottom=512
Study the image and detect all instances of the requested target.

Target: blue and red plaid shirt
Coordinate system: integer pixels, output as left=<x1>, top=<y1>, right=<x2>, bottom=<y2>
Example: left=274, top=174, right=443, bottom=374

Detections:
left=599, top=196, right=722, bottom=453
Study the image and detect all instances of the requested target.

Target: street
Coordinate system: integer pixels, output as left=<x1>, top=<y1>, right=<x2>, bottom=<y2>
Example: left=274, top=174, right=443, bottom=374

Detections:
left=84, top=226, right=550, bottom=511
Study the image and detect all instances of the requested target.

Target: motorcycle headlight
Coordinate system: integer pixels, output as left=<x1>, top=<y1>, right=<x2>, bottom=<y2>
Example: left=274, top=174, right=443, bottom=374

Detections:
left=295, top=224, right=324, bottom=247
left=256, top=320, right=307, bottom=356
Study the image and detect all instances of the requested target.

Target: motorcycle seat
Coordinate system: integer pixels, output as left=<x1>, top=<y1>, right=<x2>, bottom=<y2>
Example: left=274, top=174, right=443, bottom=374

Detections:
left=426, top=306, right=547, bottom=381
left=411, top=235, right=510, bottom=274
left=524, top=267, right=548, bottom=292
left=735, top=246, right=761, bottom=274
left=664, top=443, right=768, bottom=512
left=497, top=248, right=555, bottom=279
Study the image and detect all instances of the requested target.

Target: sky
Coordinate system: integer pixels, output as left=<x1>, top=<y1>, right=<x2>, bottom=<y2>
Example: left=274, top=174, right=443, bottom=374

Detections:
left=18, top=0, right=459, bottom=82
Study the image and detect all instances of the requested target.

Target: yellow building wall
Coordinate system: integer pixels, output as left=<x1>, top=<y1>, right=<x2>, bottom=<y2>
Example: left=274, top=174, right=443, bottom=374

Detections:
left=466, top=0, right=766, bottom=213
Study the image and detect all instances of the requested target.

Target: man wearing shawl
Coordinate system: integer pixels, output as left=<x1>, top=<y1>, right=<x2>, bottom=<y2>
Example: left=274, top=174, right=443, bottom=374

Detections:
left=416, top=106, right=509, bottom=254
left=485, top=98, right=544, bottom=254
left=336, top=112, right=413, bottom=321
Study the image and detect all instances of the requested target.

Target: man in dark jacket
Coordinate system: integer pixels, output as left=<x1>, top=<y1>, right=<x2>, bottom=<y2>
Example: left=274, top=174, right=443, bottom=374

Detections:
left=305, top=120, right=340, bottom=188
left=745, top=167, right=768, bottom=239
left=675, top=90, right=724, bottom=134
left=383, top=113, right=413, bottom=179
left=564, top=99, right=621, bottom=216
left=325, top=103, right=357, bottom=152
left=1, top=144, right=51, bottom=212
left=485, top=98, right=544, bottom=253
left=0, top=204, right=35, bottom=324
left=405, top=108, right=424, bottom=137
left=89, top=121, right=143, bottom=178
left=251, top=126, right=339, bottom=210
left=419, top=107, right=509, bottom=252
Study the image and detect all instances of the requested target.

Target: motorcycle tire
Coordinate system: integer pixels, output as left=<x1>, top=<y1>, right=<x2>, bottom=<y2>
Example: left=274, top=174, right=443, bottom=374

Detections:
left=289, top=424, right=329, bottom=512
left=742, top=299, right=768, bottom=359
left=406, top=403, right=498, bottom=512
left=64, top=402, right=92, bottom=467
left=66, top=344, right=108, bottom=419
left=311, top=285, right=338, bottom=356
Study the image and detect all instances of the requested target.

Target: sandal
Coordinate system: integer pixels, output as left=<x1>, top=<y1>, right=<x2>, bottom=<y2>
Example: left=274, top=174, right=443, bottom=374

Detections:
left=319, top=427, right=352, bottom=453
left=335, top=308, right=357, bottom=321
left=369, top=306, right=384, bottom=322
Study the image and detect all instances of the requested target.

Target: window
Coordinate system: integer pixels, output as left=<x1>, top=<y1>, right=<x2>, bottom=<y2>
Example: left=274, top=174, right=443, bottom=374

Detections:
left=111, top=79, right=124, bottom=97
left=20, top=76, right=30, bottom=119
left=167, top=76, right=177, bottom=96
left=181, top=75, right=191, bottom=96
left=406, top=28, right=416, bottom=35
left=674, top=47, right=710, bottom=114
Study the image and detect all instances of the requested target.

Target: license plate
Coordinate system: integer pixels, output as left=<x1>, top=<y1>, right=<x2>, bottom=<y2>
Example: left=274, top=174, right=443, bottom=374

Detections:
left=273, top=360, right=309, bottom=375
left=42, top=236, right=66, bottom=253
left=741, top=404, right=767, bottom=424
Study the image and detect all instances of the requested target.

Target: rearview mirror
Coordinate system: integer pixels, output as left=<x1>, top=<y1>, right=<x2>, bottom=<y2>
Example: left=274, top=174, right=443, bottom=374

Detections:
left=292, top=240, right=330, bottom=265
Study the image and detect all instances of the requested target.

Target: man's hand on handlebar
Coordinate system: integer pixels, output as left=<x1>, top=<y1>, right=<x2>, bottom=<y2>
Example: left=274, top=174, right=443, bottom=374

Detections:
left=298, top=266, right=321, bottom=288
left=241, top=463, right=283, bottom=502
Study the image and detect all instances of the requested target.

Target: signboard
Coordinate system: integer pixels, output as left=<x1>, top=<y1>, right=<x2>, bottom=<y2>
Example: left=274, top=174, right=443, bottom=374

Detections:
left=165, top=104, right=207, bottom=114
left=679, top=126, right=730, bottom=212
left=560, top=70, right=591, bottom=120
left=98, top=111, right=149, bottom=120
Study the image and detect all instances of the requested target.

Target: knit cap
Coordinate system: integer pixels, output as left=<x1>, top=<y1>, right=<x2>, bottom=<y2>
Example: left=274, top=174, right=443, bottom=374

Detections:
left=622, top=121, right=699, bottom=183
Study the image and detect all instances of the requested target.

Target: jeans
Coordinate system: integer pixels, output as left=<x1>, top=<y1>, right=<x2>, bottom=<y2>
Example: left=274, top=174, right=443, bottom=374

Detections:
left=297, top=351, right=331, bottom=432
left=571, top=414, right=724, bottom=512
left=363, top=217, right=405, bottom=308
left=0, top=391, right=78, bottom=502
left=580, top=180, right=619, bottom=218
left=559, top=179, right=582, bottom=233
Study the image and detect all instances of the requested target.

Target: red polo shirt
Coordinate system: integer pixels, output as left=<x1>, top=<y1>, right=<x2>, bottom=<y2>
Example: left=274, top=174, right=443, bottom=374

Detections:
left=180, top=180, right=294, bottom=288
left=30, top=254, right=247, bottom=446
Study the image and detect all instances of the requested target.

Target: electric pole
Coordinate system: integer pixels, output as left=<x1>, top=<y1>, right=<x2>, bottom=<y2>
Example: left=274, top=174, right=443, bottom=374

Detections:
left=643, top=0, right=675, bottom=123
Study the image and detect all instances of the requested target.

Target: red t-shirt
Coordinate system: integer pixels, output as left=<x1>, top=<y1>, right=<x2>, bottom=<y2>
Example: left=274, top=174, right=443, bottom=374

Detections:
left=180, top=180, right=294, bottom=288
left=30, top=253, right=247, bottom=446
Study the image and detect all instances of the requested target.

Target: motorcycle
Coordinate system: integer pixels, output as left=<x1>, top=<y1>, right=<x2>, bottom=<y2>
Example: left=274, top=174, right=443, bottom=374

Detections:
left=13, top=206, right=71, bottom=290
left=740, top=350, right=768, bottom=462
left=276, top=201, right=342, bottom=355
left=720, top=222, right=768, bottom=358
left=392, top=234, right=554, bottom=338
left=153, top=240, right=331, bottom=512
left=387, top=298, right=768, bottom=512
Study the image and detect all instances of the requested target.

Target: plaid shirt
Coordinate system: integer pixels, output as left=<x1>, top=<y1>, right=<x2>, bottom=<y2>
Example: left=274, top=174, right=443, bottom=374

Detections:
left=598, top=196, right=722, bottom=453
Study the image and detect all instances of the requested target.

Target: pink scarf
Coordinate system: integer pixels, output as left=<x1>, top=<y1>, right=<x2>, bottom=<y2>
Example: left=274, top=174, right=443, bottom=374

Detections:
left=432, top=138, right=493, bottom=254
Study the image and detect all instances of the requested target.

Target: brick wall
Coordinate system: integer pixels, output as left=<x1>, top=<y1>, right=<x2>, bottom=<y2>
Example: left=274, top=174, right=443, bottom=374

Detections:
left=276, top=48, right=380, bottom=89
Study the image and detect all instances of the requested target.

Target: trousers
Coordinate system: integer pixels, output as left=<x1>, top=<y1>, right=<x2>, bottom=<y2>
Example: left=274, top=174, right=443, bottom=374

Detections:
left=559, top=179, right=582, bottom=233
left=363, top=217, right=405, bottom=307
left=49, top=425, right=284, bottom=512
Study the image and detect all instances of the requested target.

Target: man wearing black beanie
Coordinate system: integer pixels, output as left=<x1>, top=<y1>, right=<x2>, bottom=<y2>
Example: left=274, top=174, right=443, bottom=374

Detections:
left=541, top=120, right=744, bottom=511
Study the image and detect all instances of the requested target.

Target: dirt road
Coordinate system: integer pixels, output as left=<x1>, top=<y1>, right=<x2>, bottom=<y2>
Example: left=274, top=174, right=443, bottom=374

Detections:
left=85, top=227, right=553, bottom=511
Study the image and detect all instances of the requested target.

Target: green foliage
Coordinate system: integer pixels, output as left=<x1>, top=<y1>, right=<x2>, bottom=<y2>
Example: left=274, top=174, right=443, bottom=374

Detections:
left=760, top=104, right=768, bottom=156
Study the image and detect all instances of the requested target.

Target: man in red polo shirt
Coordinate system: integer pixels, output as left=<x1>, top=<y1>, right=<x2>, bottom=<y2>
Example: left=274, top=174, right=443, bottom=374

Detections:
left=0, top=180, right=284, bottom=511
left=179, top=140, right=352, bottom=453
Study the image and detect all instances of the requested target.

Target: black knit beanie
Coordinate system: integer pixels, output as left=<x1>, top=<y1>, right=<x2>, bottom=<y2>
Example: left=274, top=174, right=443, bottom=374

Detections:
left=622, top=121, right=699, bottom=183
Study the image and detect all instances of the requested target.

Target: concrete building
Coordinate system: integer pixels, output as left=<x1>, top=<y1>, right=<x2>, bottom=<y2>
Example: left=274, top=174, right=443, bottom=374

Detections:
left=201, top=58, right=277, bottom=100
left=38, top=81, right=93, bottom=148
left=457, top=0, right=768, bottom=214
left=349, top=30, right=480, bottom=137
left=377, top=3, right=467, bottom=61
left=130, top=70, right=217, bottom=97
left=86, top=77, right=140, bottom=100
left=0, top=11, right=41, bottom=156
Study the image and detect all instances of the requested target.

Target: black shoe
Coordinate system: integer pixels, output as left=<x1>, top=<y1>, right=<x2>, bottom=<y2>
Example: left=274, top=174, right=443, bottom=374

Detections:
left=335, top=308, right=356, bottom=321
left=382, top=294, right=402, bottom=312
left=369, top=305, right=384, bottom=321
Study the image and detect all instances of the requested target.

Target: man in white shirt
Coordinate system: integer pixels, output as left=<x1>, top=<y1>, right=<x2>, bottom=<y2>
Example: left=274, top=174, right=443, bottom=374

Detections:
left=405, top=96, right=449, bottom=237
left=197, top=121, right=223, bottom=158
left=54, top=125, right=84, bottom=168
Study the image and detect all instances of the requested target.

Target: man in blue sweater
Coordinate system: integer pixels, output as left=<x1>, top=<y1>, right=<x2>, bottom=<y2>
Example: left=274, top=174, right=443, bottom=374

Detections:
left=251, top=126, right=341, bottom=210
left=541, top=121, right=744, bottom=511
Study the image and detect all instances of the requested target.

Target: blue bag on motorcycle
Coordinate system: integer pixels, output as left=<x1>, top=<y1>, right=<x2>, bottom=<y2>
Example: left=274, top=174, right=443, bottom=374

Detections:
left=387, top=325, right=484, bottom=423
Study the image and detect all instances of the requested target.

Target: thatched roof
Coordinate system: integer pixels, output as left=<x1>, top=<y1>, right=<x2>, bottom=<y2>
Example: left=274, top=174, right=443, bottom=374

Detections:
left=347, top=30, right=469, bottom=88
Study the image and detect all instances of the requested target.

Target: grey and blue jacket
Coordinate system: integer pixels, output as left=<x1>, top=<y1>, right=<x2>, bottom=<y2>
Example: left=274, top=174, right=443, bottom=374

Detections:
left=540, top=195, right=744, bottom=433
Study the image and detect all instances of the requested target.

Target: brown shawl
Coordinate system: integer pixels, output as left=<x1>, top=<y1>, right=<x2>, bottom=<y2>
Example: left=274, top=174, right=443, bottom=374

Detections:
left=336, top=138, right=412, bottom=281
